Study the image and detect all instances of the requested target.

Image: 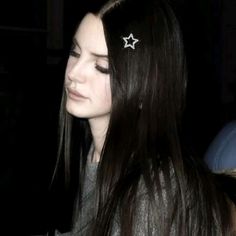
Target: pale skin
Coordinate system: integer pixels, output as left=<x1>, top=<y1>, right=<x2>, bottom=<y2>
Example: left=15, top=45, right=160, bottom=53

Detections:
left=65, top=13, right=111, bottom=162
left=64, top=13, right=236, bottom=232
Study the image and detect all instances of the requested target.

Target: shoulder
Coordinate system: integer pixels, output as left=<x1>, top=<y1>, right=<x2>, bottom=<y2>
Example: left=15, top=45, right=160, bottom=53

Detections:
left=132, top=170, right=176, bottom=236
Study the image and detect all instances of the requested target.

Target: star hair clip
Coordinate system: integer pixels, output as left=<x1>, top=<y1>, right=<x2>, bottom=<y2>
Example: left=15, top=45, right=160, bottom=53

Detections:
left=122, top=33, right=139, bottom=50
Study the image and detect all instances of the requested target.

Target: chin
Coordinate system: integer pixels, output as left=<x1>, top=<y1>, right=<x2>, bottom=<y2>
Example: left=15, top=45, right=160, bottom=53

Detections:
left=66, top=102, right=83, bottom=118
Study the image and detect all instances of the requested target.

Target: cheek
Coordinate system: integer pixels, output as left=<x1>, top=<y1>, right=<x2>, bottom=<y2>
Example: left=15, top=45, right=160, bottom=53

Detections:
left=94, top=79, right=111, bottom=105
left=103, top=79, right=112, bottom=105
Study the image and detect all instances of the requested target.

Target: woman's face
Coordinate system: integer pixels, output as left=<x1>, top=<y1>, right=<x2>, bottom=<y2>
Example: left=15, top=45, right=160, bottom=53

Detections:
left=65, top=13, right=111, bottom=122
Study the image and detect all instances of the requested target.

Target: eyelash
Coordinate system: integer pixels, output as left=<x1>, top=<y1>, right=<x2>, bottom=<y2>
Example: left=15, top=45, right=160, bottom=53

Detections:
left=69, top=49, right=110, bottom=75
left=69, top=50, right=80, bottom=58
left=95, top=65, right=110, bottom=74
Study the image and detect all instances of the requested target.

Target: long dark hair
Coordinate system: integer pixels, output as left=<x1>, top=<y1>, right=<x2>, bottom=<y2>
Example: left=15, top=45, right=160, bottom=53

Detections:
left=55, top=0, right=235, bottom=235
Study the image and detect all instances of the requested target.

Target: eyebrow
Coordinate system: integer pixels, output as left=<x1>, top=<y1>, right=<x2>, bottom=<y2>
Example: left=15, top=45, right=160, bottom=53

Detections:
left=72, top=38, right=108, bottom=59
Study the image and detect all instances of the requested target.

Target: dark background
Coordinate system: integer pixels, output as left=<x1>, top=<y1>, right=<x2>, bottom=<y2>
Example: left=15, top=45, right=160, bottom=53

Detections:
left=0, top=0, right=235, bottom=235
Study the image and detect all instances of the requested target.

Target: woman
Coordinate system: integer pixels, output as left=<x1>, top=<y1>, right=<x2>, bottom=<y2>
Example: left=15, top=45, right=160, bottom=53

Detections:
left=52, top=0, right=236, bottom=235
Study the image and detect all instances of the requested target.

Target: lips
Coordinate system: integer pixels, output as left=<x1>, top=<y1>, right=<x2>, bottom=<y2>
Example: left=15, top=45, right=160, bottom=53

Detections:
left=67, top=88, right=88, bottom=101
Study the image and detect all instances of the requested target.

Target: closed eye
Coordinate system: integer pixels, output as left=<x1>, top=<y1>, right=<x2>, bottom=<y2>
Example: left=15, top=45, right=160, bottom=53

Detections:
left=70, top=50, right=80, bottom=58
left=70, top=39, right=81, bottom=58
left=95, top=65, right=110, bottom=74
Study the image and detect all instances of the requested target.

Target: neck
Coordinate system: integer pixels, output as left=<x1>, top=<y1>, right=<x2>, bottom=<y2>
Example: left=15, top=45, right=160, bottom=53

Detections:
left=88, top=115, right=110, bottom=162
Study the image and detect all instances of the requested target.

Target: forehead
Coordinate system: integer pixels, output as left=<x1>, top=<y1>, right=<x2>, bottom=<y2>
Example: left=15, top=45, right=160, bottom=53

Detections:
left=74, top=13, right=108, bottom=55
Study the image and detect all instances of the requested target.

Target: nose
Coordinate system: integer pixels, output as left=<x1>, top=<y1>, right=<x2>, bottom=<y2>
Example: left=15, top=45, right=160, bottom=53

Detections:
left=67, top=58, right=86, bottom=83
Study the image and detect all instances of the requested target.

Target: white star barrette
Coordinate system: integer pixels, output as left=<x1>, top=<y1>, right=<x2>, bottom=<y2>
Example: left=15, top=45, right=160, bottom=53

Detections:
left=122, top=33, right=139, bottom=50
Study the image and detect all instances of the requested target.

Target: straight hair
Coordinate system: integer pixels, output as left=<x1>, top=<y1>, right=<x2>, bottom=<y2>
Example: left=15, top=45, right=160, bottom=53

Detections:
left=54, top=0, right=235, bottom=235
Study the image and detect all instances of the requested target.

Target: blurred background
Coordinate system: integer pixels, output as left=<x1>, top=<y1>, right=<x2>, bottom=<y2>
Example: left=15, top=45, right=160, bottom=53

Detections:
left=0, top=0, right=235, bottom=235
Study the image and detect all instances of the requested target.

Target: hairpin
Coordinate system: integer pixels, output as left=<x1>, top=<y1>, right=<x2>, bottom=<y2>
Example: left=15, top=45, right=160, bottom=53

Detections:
left=122, top=33, right=139, bottom=49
